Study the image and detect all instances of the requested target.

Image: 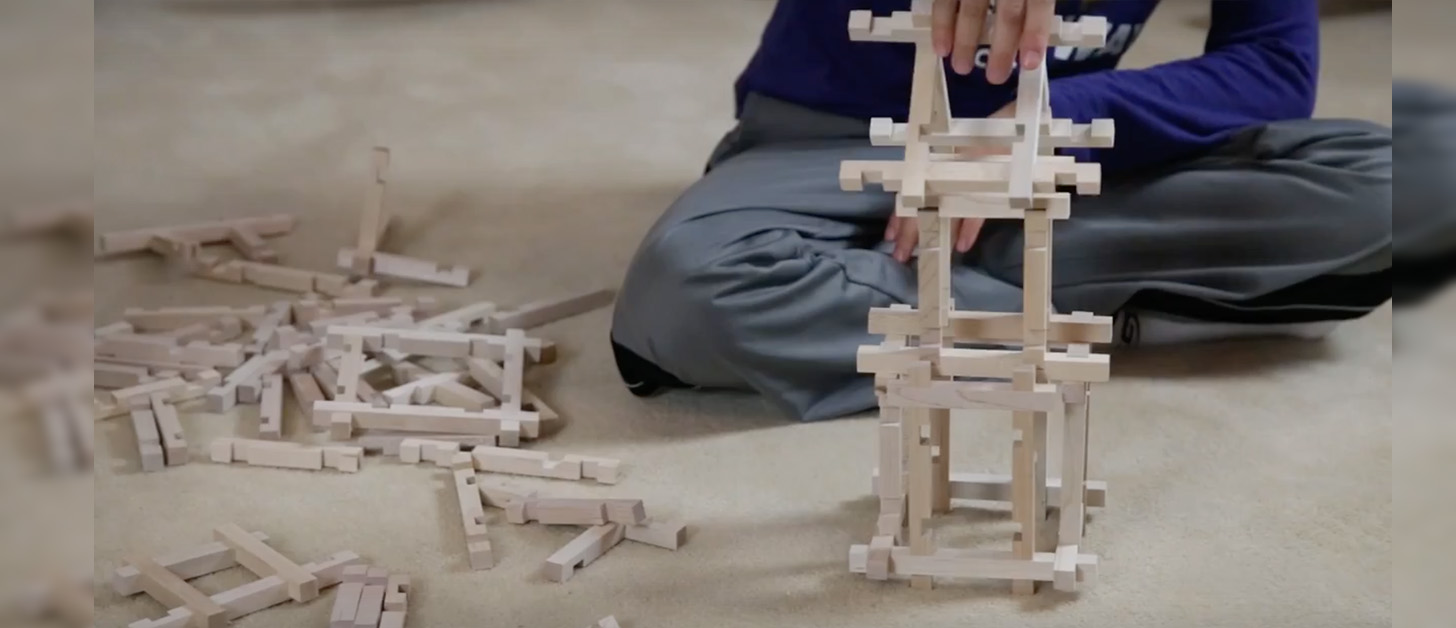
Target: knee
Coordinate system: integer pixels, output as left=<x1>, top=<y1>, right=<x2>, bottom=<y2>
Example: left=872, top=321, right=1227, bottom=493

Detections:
left=613, top=212, right=760, bottom=348
left=1277, top=119, right=1392, bottom=253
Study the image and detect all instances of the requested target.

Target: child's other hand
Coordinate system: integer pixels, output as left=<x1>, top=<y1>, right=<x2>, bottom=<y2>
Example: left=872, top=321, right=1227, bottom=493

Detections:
left=885, top=215, right=989, bottom=264
left=883, top=100, right=1015, bottom=264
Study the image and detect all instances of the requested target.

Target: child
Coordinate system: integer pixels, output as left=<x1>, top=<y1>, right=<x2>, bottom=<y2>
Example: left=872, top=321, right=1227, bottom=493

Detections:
left=610, top=0, right=1394, bottom=421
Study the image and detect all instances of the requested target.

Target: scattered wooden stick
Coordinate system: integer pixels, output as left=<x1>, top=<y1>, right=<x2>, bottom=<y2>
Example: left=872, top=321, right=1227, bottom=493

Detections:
left=95, top=214, right=296, bottom=257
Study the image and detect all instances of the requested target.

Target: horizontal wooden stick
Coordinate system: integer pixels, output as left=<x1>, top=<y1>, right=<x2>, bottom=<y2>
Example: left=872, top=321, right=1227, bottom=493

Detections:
left=848, top=11, right=1108, bottom=48
left=867, top=309, right=1111, bottom=344
left=879, top=380, right=1063, bottom=412
left=97, top=214, right=295, bottom=256
left=870, top=470, right=1107, bottom=509
left=314, top=400, right=537, bottom=439
left=847, top=545, right=1097, bottom=583
left=870, top=118, right=1114, bottom=150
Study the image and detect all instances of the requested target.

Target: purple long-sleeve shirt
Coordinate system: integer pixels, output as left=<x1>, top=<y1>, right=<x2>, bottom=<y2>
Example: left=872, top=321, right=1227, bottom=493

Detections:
left=733, top=0, right=1320, bottom=173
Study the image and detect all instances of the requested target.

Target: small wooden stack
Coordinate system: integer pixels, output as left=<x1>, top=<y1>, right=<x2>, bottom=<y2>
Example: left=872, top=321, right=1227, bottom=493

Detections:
left=113, top=525, right=360, bottom=628
left=453, top=456, right=687, bottom=581
left=316, top=319, right=564, bottom=448
left=328, top=565, right=411, bottom=628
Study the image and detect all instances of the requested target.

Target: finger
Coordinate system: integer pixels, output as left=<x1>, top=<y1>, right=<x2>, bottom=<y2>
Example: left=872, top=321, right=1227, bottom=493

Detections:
left=951, top=0, right=990, bottom=75
left=885, top=216, right=900, bottom=242
left=986, top=0, right=1025, bottom=84
left=893, top=224, right=919, bottom=264
left=1019, top=0, right=1055, bottom=71
left=956, top=218, right=986, bottom=252
left=932, top=0, right=958, bottom=58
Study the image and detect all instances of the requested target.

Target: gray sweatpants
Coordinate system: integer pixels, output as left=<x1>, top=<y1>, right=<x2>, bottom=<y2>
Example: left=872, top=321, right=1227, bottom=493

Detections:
left=611, top=93, right=1394, bottom=421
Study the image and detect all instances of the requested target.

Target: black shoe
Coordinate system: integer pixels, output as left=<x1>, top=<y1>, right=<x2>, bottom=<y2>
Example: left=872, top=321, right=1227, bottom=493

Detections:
left=610, top=337, right=693, bottom=397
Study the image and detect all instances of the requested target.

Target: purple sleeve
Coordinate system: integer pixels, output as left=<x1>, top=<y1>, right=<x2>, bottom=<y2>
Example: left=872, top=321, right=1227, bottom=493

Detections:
left=1049, top=0, right=1321, bottom=174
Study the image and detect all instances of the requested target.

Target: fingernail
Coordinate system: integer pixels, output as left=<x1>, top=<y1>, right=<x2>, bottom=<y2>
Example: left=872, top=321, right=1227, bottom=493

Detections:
left=1022, top=49, right=1043, bottom=70
left=954, top=58, right=971, bottom=75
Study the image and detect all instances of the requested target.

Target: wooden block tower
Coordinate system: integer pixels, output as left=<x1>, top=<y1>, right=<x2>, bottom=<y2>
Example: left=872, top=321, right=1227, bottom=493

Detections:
left=842, top=1, right=1116, bottom=594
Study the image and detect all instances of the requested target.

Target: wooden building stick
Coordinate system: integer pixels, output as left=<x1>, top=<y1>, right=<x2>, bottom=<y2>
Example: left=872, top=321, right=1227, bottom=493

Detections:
left=348, top=147, right=391, bottom=275
left=337, top=248, right=471, bottom=287
left=315, top=400, right=536, bottom=441
left=97, top=214, right=295, bottom=257
left=449, top=453, right=494, bottom=570
left=328, top=566, right=367, bottom=628
left=847, top=545, right=1097, bottom=584
left=258, top=374, right=284, bottom=440
left=544, top=523, right=625, bottom=583
left=485, top=288, right=616, bottom=332
left=130, top=407, right=166, bottom=473
left=465, top=358, right=558, bottom=420
left=150, top=394, right=188, bottom=466
left=504, top=498, right=646, bottom=526
left=470, top=446, right=580, bottom=480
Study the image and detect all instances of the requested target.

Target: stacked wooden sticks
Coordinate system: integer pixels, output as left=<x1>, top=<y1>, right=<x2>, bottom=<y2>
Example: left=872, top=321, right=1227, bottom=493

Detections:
left=842, top=2, right=1116, bottom=594
left=112, top=525, right=362, bottom=628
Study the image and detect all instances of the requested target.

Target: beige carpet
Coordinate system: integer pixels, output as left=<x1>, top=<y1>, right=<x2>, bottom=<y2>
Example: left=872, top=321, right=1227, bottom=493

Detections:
left=11, top=1, right=1401, bottom=626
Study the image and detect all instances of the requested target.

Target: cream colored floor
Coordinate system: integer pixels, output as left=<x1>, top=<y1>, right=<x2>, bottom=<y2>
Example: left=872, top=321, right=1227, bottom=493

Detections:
left=5, top=1, right=1398, bottom=626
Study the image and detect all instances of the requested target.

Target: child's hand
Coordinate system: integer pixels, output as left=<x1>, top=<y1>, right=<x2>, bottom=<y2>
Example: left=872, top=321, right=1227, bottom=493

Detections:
left=932, top=0, right=1055, bottom=83
left=883, top=100, right=1016, bottom=264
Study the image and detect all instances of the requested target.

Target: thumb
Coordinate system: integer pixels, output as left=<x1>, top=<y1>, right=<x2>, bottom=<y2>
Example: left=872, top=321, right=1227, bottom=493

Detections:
left=893, top=225, right=919, bottom=264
